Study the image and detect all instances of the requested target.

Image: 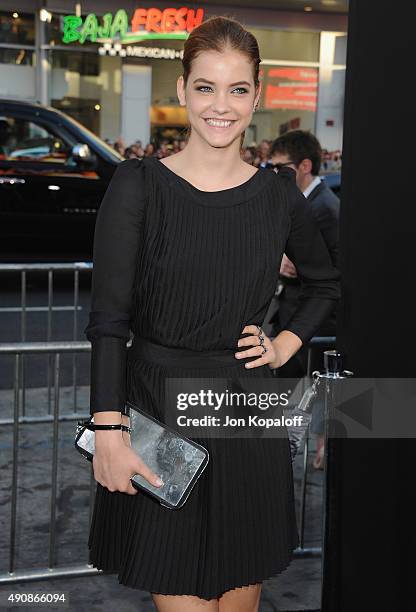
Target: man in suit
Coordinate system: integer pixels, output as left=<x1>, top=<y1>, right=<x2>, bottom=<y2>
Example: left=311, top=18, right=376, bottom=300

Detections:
left=267, top=130, right=340, bottom=468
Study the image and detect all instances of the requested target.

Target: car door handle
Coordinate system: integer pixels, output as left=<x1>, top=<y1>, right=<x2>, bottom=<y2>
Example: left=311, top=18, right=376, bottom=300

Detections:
left=0, top=177, right=26, bottom=184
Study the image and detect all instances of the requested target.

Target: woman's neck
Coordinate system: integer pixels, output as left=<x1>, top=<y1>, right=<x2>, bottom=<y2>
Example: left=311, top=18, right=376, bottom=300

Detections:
left=166, top=138, right=250, bottom=187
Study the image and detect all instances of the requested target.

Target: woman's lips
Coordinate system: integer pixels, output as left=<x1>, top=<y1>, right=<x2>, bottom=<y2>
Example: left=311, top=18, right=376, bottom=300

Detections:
left=203, top=118, right=237, bottom=129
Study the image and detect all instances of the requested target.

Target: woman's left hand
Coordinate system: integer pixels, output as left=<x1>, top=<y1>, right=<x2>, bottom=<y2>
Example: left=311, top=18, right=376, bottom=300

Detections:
left=235, top=325, right=283, bottom=370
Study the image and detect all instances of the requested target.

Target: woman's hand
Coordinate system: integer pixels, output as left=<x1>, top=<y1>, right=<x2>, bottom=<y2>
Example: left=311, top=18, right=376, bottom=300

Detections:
left=280, top=254, right=298, bottom=279
left=92, top=413, right=164, bottom=495
left=235, top=325, right=284, bottom=370
left=121, top=412, right=132, bottom=447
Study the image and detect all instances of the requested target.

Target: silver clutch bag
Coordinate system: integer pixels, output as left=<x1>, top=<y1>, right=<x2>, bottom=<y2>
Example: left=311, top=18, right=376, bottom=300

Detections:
left=75, top=399, right=209, bottom=509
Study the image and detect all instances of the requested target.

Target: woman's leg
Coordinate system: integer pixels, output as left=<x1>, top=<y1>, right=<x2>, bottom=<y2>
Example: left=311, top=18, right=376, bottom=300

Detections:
left=151, top=593, right=219, bottom=611
left=218, top=583, right=262, bottom=612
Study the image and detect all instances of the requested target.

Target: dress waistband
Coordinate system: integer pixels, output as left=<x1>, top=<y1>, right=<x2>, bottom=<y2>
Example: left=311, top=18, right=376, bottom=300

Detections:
left=127, top=336, right=240, bottom=369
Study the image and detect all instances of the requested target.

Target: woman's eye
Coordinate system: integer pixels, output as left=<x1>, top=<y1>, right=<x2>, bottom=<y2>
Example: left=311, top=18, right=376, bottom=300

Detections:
left=195, top=86, right=248, bottom=94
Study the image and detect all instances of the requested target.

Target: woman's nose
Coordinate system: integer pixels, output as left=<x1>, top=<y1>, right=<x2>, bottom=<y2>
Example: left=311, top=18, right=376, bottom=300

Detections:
left=211, top=93, right=232, bottom=114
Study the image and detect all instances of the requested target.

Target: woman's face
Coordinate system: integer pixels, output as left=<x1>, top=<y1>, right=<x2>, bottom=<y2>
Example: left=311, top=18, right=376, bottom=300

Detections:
left=177, top=47, right=261, bottom=150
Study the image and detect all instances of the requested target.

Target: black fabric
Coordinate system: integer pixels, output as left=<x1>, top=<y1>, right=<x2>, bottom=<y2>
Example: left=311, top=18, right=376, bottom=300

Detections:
left=307, top=180, right=340, bottom=269
left=84, top=160, right=340, bottom=415
left=272, top=179, right=340, bottom=379
left=84, top=157, right=340, bottom=599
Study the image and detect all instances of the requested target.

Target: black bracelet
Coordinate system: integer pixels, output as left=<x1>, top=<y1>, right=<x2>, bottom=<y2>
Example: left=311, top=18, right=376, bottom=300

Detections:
left=93, top=424, right=132, bottom=433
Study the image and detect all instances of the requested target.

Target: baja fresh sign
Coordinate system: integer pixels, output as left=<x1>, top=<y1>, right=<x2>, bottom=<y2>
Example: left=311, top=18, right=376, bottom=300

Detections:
left=62, top=7, right=204, bottom=45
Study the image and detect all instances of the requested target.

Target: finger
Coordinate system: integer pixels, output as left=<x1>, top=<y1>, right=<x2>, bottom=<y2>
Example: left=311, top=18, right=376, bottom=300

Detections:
left=235, top=345, right=265, bottom=360
left=237, top=334, right=261, bottom=348
left=122, top=431, right=132, bottom=446
left=244, top=354, right=269, bottom=368
left=134, top=458, right=164, bottom=487
left=237, top=331, right=269, bottom=350
left=242, top=325, right=262, bottom=336
left=126, top=479, right=138, bottom=495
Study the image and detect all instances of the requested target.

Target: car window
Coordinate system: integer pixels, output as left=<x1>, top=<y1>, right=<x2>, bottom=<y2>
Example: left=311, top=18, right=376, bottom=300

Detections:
left=61, top=112, right=124, bottom=163
left=0, top=116, right=71, bottom=163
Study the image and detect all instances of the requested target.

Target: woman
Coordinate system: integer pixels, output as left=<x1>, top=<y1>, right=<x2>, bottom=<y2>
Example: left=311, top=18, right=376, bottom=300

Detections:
left=84, top=16, right=340, bottom=612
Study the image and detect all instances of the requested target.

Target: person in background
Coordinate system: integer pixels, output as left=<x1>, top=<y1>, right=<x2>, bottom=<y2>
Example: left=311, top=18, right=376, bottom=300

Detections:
left=113, top=137, right=126, bottom=157
left=143, top=143, right=154, bottom=157
left=123, top=146, right=134, bottom=159
left=268, top=129, right=340, bottom=469
left=241, top=146, right=256, bottom=165
left=156, top=141, right=170, bottom=158
left=253, top=138, right=271, bottom=167
left=130, top=143, right=144, bottom=159
left=122, top=144, right=144, bottom=160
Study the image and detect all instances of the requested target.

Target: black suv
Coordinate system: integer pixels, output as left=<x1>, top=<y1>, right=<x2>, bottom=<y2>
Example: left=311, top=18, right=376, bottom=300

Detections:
left=0, top=99, right=124, bottom=261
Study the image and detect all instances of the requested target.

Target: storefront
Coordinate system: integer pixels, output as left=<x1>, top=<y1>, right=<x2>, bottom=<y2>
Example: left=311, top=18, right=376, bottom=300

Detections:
left=0, top=1, right=347, bottom=150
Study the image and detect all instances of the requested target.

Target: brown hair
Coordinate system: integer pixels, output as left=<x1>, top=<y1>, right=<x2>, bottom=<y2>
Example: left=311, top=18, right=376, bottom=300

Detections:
left=270, top=130, right=323, bottom=176
left=181, top=16, right=261, bottom=148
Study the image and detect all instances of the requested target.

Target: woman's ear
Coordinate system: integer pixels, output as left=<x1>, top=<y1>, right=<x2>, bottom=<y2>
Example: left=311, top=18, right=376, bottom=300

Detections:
left=177, top=75, right=186, bottom=106
left=254, top=81, right=262, bottom=110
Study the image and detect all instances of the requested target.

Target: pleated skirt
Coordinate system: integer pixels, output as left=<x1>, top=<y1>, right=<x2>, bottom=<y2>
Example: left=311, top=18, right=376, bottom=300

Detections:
left=87, top=338, right=300, bottom=601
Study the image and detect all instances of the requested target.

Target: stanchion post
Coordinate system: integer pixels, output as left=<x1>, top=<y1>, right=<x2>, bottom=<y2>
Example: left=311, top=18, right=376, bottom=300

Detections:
left=317, top=350, right=354, bottom=608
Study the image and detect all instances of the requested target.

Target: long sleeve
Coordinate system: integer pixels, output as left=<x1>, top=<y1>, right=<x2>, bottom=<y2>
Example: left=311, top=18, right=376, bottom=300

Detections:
left=278, top=168, right=340, bottom=345
left=84, top=158, right=147, bottom=415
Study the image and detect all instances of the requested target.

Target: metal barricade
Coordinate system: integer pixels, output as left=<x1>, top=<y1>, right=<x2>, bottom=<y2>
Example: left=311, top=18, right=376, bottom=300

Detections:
left=0, top=263, right=93, bottom=417
left=0, top=341, right=99, bottom=584
left=294, top=336, right=336, bottom=558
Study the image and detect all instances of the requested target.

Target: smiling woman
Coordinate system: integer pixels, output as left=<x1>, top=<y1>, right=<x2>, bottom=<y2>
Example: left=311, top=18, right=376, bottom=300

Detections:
left=178, top=16, right=261, bottom=153
left=85, top=14, right=340, bottom=612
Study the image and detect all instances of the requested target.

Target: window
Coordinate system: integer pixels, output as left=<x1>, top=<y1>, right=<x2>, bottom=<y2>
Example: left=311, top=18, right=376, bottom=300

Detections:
left=50, top=50, right=100, bottom=76
left=0, top=48, right=34, bottom=65
left=0, top=117, right=72, bottom=163
left=0, top=11, right=35, bottom=45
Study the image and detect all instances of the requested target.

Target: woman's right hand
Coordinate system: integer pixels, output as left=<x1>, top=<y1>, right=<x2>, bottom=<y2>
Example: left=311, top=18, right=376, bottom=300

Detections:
left=92, top=425, right=164, bottom=495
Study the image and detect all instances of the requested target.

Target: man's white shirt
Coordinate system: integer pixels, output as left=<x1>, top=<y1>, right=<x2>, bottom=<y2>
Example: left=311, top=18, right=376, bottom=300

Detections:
left=302, top=175, right=322, bottom=198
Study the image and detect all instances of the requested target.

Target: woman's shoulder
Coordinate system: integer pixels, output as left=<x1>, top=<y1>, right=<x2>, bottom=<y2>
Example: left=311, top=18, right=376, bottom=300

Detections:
left=103, top=158, right=149, bottom=211
left=113, top=156, right=146, bottom=177
left=110, top=157, right=148, bottom=192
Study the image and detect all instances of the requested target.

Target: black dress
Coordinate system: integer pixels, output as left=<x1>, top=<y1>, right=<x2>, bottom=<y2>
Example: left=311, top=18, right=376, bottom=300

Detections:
left=84, top=156, right=340, bottom=600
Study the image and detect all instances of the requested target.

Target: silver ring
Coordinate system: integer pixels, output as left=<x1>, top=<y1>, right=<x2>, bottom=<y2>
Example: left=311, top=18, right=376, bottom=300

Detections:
left=256, top=325, right=263, bottom=336
left=258, top=334, right=265, bottom=346
left=261, top=345, right=267, bottom=355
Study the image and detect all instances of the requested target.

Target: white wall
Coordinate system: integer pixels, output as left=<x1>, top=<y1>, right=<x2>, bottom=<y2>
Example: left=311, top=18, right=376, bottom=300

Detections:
left=121, top=64, right=152, bottom=145
left=0, top=64, right=36, bottom=100
left=99, top=55, right=122, bottom=142
left=316, top=32, right=347, bottom=151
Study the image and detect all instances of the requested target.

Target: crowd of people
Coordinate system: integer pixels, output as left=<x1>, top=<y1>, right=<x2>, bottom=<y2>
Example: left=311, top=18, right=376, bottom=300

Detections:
left=105, top=135, right=342, bottom=173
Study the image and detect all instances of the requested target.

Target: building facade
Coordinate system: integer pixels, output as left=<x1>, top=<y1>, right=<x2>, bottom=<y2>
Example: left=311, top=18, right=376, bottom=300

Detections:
left=0, top=1, right=347, bottom=150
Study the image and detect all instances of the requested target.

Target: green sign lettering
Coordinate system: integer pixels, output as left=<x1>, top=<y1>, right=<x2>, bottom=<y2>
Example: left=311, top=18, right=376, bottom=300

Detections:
left=79, top=13, right=98, bottom=44
left=62, top=15, right=82, bottom=44
left=97, top=12, right=113, bottom=38
left=110, top=10, right=128, bottom=39
left=62, top=10, right=128, bottom=45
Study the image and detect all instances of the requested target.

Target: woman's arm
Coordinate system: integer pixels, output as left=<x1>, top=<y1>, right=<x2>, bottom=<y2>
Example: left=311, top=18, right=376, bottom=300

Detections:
left=84, top=158, right=146, bottom=417
left=236, top=169, right=340, bottom=369
left=270, top=170, right=340, bottom=365
left=84, top=158, right=163, bottom=493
